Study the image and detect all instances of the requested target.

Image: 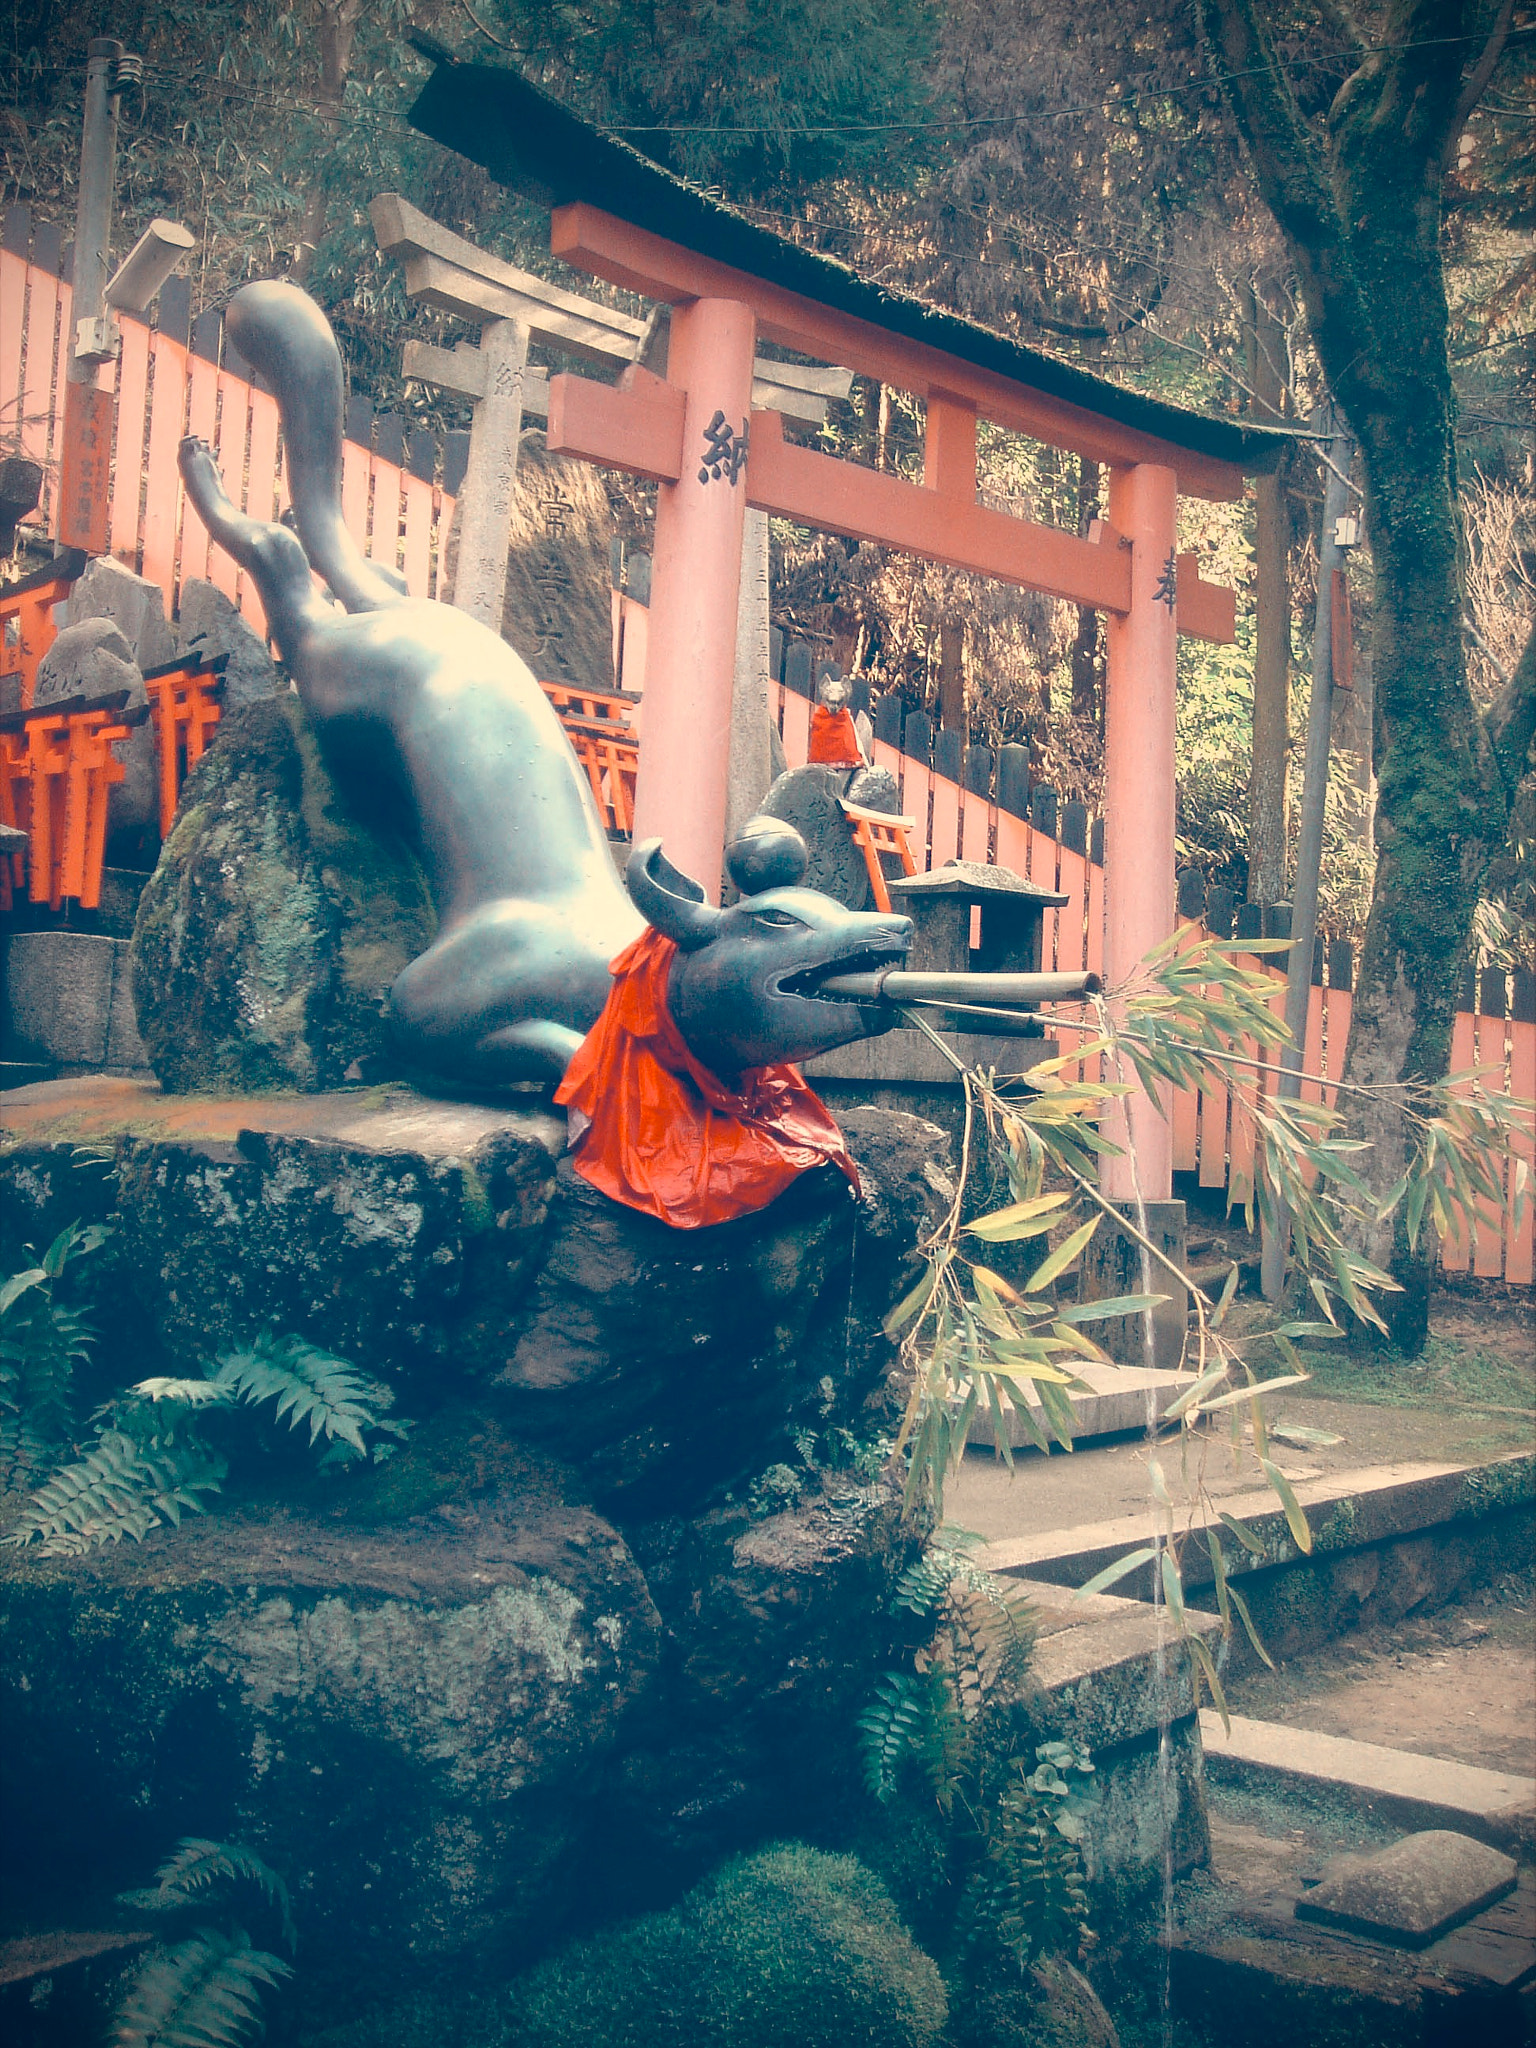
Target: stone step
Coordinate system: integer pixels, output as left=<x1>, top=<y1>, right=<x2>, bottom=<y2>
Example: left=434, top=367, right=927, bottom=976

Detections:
left=965, top=1356, right=1195, bottom=1449
left=973, top=1454, right=1536, bottom=1597
left=1200, top=1711, right=1536, bottom=1855
left=1, top=929, right=148, bottom=1074
left=1170, top=1816, right=1536, bottom=2046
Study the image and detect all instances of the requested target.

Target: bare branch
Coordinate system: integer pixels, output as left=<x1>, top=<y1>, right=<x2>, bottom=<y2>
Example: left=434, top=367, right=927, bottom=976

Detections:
left=1316, top=0, right=1371, bottom=50
left=1443, top=0, right=1517, bottom=169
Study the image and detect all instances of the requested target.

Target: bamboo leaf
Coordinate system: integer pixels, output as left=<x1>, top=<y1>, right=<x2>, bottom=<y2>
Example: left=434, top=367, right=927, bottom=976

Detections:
left=1211, top=1261, right=1240, bottom=1328
left=884, top=1261, right=939, bottom=1338
left=1073, top=1546, right=1157, bottom=1599
left=965, top=1193, right=1072, bottom=1242
left=1023, top=1218, right=1101, bottom=1294
left=1198, top=1373, right=1310, bottom=1412
left=1259, top=1457, right=1313, bottom=1554
left=1160, top=1550, right=1187, bottom=1627
left=1189, top=1633, right=1229, bottom=1732
left=1054, top=1292, right=1168, bottom=1325
left=1160, top=1365, right=1228, bottom=1424
left=1217, top=1510, right=1266, bottom=1557
left=1206, top=1528, right=1231, bottom=1625
left=971, top=1264, right=1024, bottom=1307
left=1226, top=1581, right=1274, bottom=1668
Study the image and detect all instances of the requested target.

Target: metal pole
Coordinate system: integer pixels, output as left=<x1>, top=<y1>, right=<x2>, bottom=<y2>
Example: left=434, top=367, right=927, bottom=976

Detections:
left=1261, top=420, right=1353, bottom=1298
left=68, top=38, right=124, bottom=370
left=57, top=37, right=126, bottom=553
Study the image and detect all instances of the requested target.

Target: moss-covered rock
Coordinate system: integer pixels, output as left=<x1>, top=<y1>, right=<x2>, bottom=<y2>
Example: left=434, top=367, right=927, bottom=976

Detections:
left=301, top=1845, right=948, bottom=2048
left=0, top=1426, right=661, bottom=1966
left=130, top=695, right=436, bottom=1092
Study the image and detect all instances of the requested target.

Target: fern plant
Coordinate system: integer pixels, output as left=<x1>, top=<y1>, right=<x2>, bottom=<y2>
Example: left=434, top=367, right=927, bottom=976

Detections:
left=121, top=1836, right=298, bottom=1955
left=1, top=1423, right=226, bottom=1555
left=110, top=1928, right=292, bottom=2048
left=859, top=1532, right=1095, bottom=1972
left=0, top=1221, right=109, bottom=1476
left=3, top=1309, right=406, bottom=1553
left=110, top=1838, right=296, bottom=2048
left=209, top=1332, right=408, bottom=1464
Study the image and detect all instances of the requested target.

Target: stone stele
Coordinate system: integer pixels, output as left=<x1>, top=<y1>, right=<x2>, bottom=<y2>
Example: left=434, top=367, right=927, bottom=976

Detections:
left=1295, top=1829, right=1518, bottom=1947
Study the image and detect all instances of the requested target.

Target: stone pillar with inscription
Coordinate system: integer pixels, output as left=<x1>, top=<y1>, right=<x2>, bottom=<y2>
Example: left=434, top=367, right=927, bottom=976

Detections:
left=449, top=316, right=529, bottom=630
left=725, top=507, right=773, bottom=857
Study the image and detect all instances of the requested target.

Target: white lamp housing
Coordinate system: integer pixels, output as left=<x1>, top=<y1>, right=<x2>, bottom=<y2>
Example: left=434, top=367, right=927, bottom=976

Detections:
left=105, top=218, right=195, bottom=315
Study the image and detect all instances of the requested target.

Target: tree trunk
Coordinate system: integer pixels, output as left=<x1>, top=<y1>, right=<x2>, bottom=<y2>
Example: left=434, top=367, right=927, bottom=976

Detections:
left=1241, top=286, right=1290, bottom=903
left=938, top=614, right=966, bottom=731
left=291, top=0, right=362, bottom=283
left=1202, top=0, right=1526, bottom=1350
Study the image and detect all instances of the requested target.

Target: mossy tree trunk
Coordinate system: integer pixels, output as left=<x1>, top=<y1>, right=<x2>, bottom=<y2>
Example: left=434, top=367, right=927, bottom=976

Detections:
left=1202, top=0, right=1536, bottom=1348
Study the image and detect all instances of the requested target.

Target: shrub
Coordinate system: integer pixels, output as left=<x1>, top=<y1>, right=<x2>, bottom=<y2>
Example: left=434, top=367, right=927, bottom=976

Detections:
left=301, top=1845, right=946, bottom=2048
left=508, top=1844, right=947, bottom=2048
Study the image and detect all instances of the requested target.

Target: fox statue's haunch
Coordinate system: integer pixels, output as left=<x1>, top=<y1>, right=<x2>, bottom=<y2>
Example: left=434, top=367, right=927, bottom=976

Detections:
left=178, top=280, right=910, bottom=1089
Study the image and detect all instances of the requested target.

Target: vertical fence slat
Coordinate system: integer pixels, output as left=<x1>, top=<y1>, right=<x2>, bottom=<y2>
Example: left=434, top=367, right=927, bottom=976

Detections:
left=178, top=351, right=220, bottom=588
left=207, top=369, right=253, bottom=605
left=929, top=759, right=961, bottom=870
left=140, top=329, right=188, bottom=601
left=1472, top=1003, right=1509, bottom=1279
left=340, top=439, right=369, bottom=561
left=367, top=458, right=406, bottom=573
left=1507, top=1001, right=1535, bottom=1286
left=401, top=473, right=433, bottom=600
left=1439, top=1009, right=1478, bottom=1270
left=237, top=387, right=282, bottom=636
left=1054, top=842, right=1088, bottom=977
left=108, top=317, right=152, bottom=567
left=0, top=250, right=29, bottom=462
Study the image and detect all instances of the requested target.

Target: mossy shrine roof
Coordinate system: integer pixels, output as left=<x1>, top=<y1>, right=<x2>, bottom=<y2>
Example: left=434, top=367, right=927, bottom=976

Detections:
left=408, top=56, right=1290, bottom=481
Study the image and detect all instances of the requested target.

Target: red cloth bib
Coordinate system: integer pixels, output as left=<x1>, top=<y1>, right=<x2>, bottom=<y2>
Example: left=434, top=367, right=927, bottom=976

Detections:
left=555, top=928, right=859, bottom=1228
left=808, top=704, right=863, bottom=766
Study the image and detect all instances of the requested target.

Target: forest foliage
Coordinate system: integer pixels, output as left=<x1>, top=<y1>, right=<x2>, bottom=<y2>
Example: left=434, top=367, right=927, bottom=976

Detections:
left=1, top=0, right=1529, bottom=949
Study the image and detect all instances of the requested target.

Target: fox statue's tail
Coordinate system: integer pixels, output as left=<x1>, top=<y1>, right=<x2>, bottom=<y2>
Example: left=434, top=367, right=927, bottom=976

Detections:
left=223, top=280, right=407, bottom=615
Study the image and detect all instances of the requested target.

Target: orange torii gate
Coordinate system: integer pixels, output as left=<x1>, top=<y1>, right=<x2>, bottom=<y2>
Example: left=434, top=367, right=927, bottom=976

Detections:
left=408, top=60, right=1289, bottom=1204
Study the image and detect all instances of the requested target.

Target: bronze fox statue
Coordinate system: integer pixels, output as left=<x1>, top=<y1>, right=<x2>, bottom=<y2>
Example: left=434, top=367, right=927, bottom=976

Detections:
left=178, top=281, right=909, bottom=1089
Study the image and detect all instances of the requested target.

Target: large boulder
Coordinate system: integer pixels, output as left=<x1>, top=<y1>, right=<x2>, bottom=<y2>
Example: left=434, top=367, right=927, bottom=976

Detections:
left=35, top=617, right=158, bottom=861
left=0, top=1083, right=949, bottom=1501
left=0, top=1080, right=562, bottom=1401
left=175, top=577, right=280, bottom=707
left=130, top=696, right=436, bottom=1092
left=0, top=1081, right=948, bottom=1998
left=298, top=1844, right=949, bottom=2048
left=0, top=1420, right=662, bottom=1966
left=65, top=554, right=176, bottom=670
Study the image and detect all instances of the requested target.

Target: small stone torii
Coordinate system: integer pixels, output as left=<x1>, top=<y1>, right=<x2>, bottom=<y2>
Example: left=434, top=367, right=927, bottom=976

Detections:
left=369, top=195, right=852, bottom=639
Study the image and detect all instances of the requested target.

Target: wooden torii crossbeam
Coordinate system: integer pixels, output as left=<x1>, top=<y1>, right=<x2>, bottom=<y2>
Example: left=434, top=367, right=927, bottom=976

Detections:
left=408, top=59, right=1290, bottom=1203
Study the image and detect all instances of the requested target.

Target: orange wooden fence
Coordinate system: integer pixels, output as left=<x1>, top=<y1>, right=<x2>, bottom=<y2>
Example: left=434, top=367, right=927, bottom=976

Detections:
left=3, top=216, right=1526, bottom=1281
left=2, top=225, right=457, bottom=639
left=775, top=664, right=1533, bottom=1285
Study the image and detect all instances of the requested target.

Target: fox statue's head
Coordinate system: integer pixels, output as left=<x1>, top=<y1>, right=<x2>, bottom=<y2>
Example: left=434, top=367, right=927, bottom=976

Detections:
left=628, top=819, right=911, bottom=1079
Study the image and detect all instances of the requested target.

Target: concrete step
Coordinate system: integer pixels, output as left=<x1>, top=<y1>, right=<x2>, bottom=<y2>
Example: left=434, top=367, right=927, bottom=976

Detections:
left=1200, top=1712, right=1536, bottom=1855
left=965, top=1356, right=1195, bottom=1450
left=973, top=1453, right=1536, bottom=1596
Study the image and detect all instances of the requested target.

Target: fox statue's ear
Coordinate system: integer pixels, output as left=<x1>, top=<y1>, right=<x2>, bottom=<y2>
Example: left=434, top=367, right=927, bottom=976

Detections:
left=627, top=839, right=722, bottom=951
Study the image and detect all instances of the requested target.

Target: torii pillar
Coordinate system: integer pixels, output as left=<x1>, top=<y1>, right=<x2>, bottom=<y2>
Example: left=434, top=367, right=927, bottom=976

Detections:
left=1102, top=461, right=1179, bottom=1205
left=632, top=298, right=758, bottom=898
